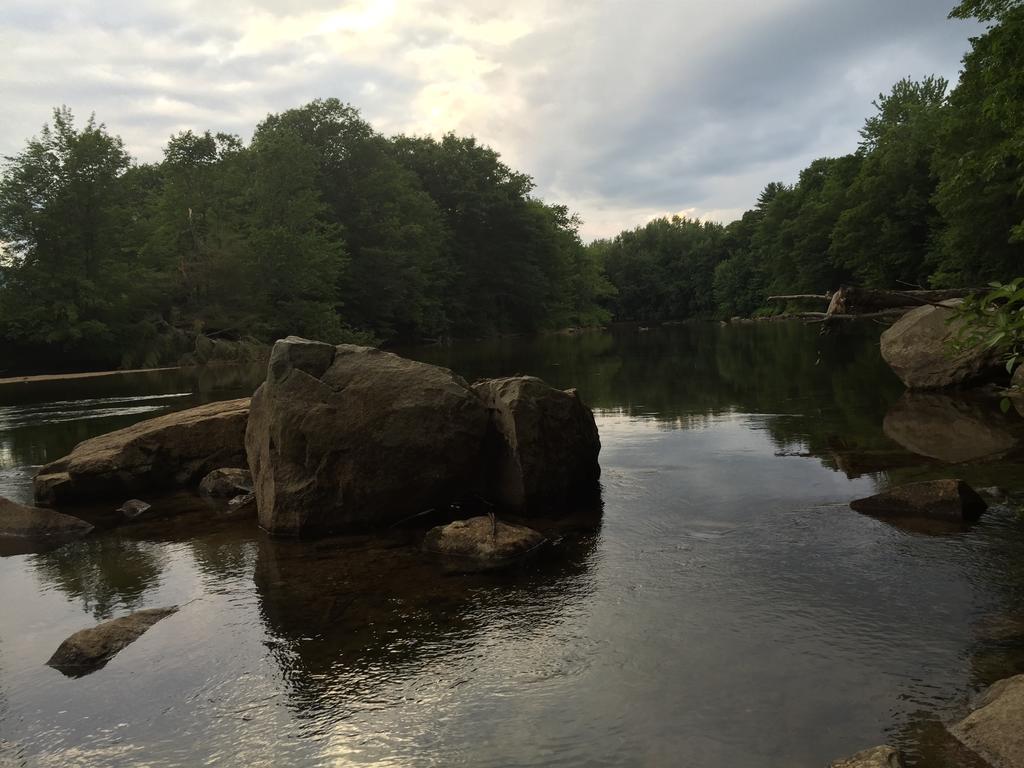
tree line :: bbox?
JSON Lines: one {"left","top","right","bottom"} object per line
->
{"left": 1, "top": 0, "right": 1021, "bottom": 372}
{"left": 594, "top": 0, "right": 1024, "bottom": 322}
{"left": 0, "top": 100, "right": 613, "bottom": 371}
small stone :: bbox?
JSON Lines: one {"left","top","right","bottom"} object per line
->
{"left": 423, "top": 515, "right": 546, "bottom": 572}
{"left": 227, "top": 492, "right": 256, "bottom": 514}
{"left": 117, "top": 499, "right": 152, "bottom": 520}
{"left": 829, "top": 745, "right": 904, "bottom": 768}
{"left": 47, "top": 606, "right": 178, "bottom": 677}
{"left": 199, "top": 467, "right": 252, "bottom": 498}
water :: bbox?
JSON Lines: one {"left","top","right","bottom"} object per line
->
{"left": 2, "top": 323, "right": 1024, "bottom": 767}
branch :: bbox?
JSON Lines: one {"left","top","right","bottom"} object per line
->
{"left": 767, "top": 294, "right": 830, "bottom": 302}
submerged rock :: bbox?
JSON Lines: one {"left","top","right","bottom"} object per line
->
{"left": 34, "top": 398, "right": 250, "bottom": 505}
{"left": 227, "top": 492, "right": 257, "bottom": 515}
{"left": 47, "top": 606, "right": 178, "bottom": 677}
{"left": 246, "top": 338, "right": 490, "bottom": 536}
{"left": 116, "top": 498, "right": 152, "bottom": 520}
{"left": 473, "top": 376, "right": 601, "bottom": 513}
{"left": 851, "top": 479, "right": 987, "bottom": 522}
{"left": 883, "top": 393, "right": 1019, "bottom": 464}
{"left": 0, "top": 495, "right": 93, "bottom": 545}
{"left": 199, "top": 467, "right": 252, "bottom": 498}
{"left": 422, "top": 515, "right": 547, "bottom": 571}
{"left": 880, "top": 301, "right": 1003, "bottom": 390}
{"left": 829, "top": 745, "right": 905, "bottom": 767}
{"left": 950, "top": 674, "right": 1024, "bottom": 768}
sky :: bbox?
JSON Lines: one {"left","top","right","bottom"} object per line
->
{"left": 0, "top": 0, "right": 979, "bottom": 240}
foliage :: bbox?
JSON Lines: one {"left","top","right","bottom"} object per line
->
{"left": 953, "top": 278, "right": 1024, "bottom": 373}
{"left": 0, "top": 103, "right": 612, "bottom": 372}
{"left": 601, "top": 8, "right": 1023, "bottom": 320}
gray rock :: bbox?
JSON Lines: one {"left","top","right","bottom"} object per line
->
{"left": 227, "top": 492, "right": 256, "bottom": 515}
{"left": 850, "top": 479, "right": 987, "bottom": 522}
{"left": 246, "top": 339, "right": 490, "bottom": 536}
{"left": 34, "top": 398, "right": 250, "bottom": 505}
{"left": 473, "top": 376, "right": 601, "bottom": 513}
{"left": 978, "top": 486, "right": 1010, "bottom": 501}
{"left": 199, "top": 467, "right": 252, "bottom": 497}
{"left": 116, "top": 499, "right": 152, "bottom": 520}
{"left": 880, "top": 301, "right": 1003, "bottom": 389}
{"left": 423, "top": 515, "right": 547, "bottom": 571}
{"left": 829, "top": 746, "right": 905, "bottom": 767}
{"left": 0, "top": 495, "right": 93, "bottom": 542}
{"left": 47, "top": 606, "right": 178, "bottom": 677}
{"left": 883, "top": 393, "right": 1019, "bottom": 463}
{"left": 950, "top": 674, "right": 1024, "bottom": 768}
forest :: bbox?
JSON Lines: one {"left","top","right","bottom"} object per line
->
{"left": 594, "top": 0, "right": 1023, "bottom": 322}
{"left": 0, "top": 0, "right": 1021, "bottom": 371}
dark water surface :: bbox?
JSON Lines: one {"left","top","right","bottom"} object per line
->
{"left": 2, "top": 323, "right": 1024, "bottom": 767}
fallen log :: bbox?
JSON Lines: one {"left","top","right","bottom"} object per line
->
{"left": 825, "top": 287, "right": 980, "bottom": 316}
{"left": 767, "top": 293, "right": 830, "bottom": 302}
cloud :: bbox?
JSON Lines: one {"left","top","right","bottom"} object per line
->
{"left": 0, "top": 0, "right": 978, "bottom": 238}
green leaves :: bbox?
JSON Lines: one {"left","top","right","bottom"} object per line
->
{"left": 952, "top": 279, "right": 1024, "bottom": 377}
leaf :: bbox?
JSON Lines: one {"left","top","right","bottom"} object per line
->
{"left": 1001, "top": 397, "right": 1012, "bottom": 414}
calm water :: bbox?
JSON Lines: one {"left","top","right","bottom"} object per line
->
{"left": 2, "top": 323, "right": 1024, "bottom": 767}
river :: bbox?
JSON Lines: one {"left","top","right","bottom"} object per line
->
{"left": 1, "top": 323, "right": 1023, "bottom": 767}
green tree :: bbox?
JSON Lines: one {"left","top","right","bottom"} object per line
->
{"left": 932, "top": 4, "right": 1024, "bottom": 284}
{"left": 0, "top": 107, "right": 134, "bottom": 363}
{"left": 830, "top": 77, "right": 947, "bottom": 287}
{"left": 256, "top": 100, "right": 449, "bottom": 341}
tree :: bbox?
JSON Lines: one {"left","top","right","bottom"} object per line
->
{"left": 932, "top": 5, "right": 1024, "bottom": 285}
{"left": 255, "top": 100, "right": 450, "bottom": 341}
{"left": 0, "top": 107, "right": 133, "bottom": 362}
{"left": 830, "top": 77, "right": 947, "bottom": 287}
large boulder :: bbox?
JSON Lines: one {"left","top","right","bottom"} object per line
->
{"left": 473, "top": 376, "right": 601, "bottom": 513}
{"left": 829, "top": 746, "right": 905, "bottom": 768}
{"left": 422, "top": 515, "right": 547, "bottom": 571}
{"left": 0, "top": 495, "right": 93, "bottom": 546}
{"left": 33, "top": 398, "right": 250, "bottom": 505}
{"left": 883, "top": 393, "right": 1019, "bottom": 464}
{"left": 880, "top": 301, "right": 1002, "bottom": 389}
{"left": 950, "top": 674, "right": 1024, "bottom": 768}
{"left": 47, "top": 606, "right": 178, "bottom": 677}
{"left": 850, "top": 479, "right": 987, "bottom": 522}
{"left": 246, "top": 337, "right": 491, "bottom": 536}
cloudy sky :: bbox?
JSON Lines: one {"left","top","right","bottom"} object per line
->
{"left": 1, "top": 0, "right": 977, "bottom": 239}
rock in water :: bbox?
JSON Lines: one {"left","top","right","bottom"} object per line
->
{"left": 423, "top": 516, "right": 547, "bottom": 571}
{"left": 0, "top": 495, "right": 93, "bottom": 543}
{"left": 829, "top": 746, "right": 905, "bottom": 768}
{"left": 47, "top": 606, "right": 178, "bottom": 677}
{"left": 880, "top": 301, "right": 1002, "bottom": 390}
{"left": 950, "top": 674, "right": 1024, "bottom": 768}
{"left": 473, "top": 376, "right": 601, "bottom": 513}
{"left": 246, "top": 337, "right": 490, "bottom": 536}
{"left": 34, "top": 398, "right": 250, "bottom": 505}
{"left": 199, "top": 467, "right": 252, "bottom": 497}
{"left": 850, "top": 479, "right": 987, "bottom": 522}
{"left": 227, "top": 492, "right": 257, "bottom": 515}
{"left": 116, "top": 499, "right": 152, "bottom": 520}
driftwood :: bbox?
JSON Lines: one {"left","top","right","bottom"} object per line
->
{"left": 769, "top": 286, "right": 982, "bottom": 324}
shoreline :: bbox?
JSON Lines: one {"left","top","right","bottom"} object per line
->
{"left": 0, "top": 366, "right": 181, "bottom": 386}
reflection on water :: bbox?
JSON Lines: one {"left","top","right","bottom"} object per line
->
{"left": 32, "top": 539, "right": 168, "bottom": 621}
{"left": 2, "top": 325, "right": 1024, "bottom": 767}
